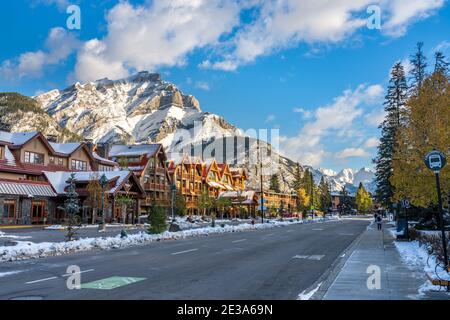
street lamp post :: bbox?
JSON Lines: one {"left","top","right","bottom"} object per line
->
{"left": 171, "top": 184, "right": 177, "bottom": 222}
{"left": 99, "top": 174, "right": 108, "bottom": 231}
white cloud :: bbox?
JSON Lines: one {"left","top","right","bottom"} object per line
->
{"left": 382, "top": 0, "right": 445, "bottom": 37}
{"left": 364, "top": 137, "right": 380, "bottom": 148}
{"left": 293, "top": 107, "right": 312, "bottom": 119}
{"left": 433, "top": 40, "right": 450, "bottom": 53}
{"left": 202, "top": 0, "right": 446, "bottom": 71}
{"left": 364, "top": 107, "right": 386, "bottom": 127}
{"left": 75, "top": 0, "right": 240, "bottom": 82}
{"left": 335, "top": 148, "right": 369, "bottom": 159}
{"left": 0, "top": 27, "right": 79, "bottom": 79}
{"left": 4, "top": 1, "right": 446, "bottom": 80}
{"left": 265, "top": 114, "right": 276, "bottom": 123}
{"left": 194, "top": 81, "right": 210, "bottom": 91}
{"left": 279, "top": 84, "right": 383, "bottom": 166}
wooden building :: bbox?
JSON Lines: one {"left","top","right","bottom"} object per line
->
{"left": 167, "top": 155, "right": 203, "bottom": 215}
{"left": 0, "top": 130, "right": 118, "bottom": 225}
{"left": 109, "top": 144, "right": 171, "bottom": 214}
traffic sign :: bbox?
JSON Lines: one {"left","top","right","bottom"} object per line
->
{"left": 424, "top": 150, "right": 446, "bottom": 172}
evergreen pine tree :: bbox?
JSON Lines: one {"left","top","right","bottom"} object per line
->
{"left": 291, "top": 162, "right": 303, "bottom": 191}
{"left": 60, "top": 173, "right": 81, "bottom": 241}
{"left": 148, "top": 205, "right": 167, "bottom": 234}
{"left": 318, "top": 176, "right": 331, "bottom": 213}
{"left": 410, "top": 42, "right": 428, "bottom": 90}
{"left": 269, "top": 174, "right": 281, "bottom": 193}
{"left": 434, "top": 51, "right": 449, "bottom": 76}
{"left": 374, "top": 62, "right": 408, "bottom": 208}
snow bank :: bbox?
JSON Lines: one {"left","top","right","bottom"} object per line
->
{"left": 390, "top": 228, "right": 450, "bottom": 295}
{"left": 0, "top": 218, "right": 338, "bottom": 263}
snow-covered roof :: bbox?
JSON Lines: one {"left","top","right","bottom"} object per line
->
{"left": 49, "top": 142, "right": 81, "bottom": 155}
{"left": 92, "top": 152, "right": 117, "bottom": 165}
{"left": 0, "top": 131, "right": 37, "bottom": 146}
{"left": 218, "top": 190, "right": 256, "bottom": 204}
{"left": 44, "top": 171, "right": 131, "bottom": 194}
{"left": 109, "top": 144, "right": 161, "bottom": 157}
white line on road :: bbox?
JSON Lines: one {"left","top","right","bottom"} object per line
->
{"left": 265, "top": 233, "right": 274, "bottom": 236}
{"left": 61, "top": 269, "right": 95, "bottom": 277}
{"left": 171, "top": 248, "right": 198, "bottom": 255}
{"left": 312, "top": 229, "right": 324, "bottom": 231}
{"left": 292, "top": 255, "right": 325, "bottom": 261}
{"left": 339, "top": 233, "right": 354, "bottom": 236}
{"left": 232, "top": 239, "right": 247, "bottom": 243}
{"left": 340, "top": 254, "right": 346, "bottom": 258}
{"left": 26, "top": 276, "right": 58, "bottom": 284}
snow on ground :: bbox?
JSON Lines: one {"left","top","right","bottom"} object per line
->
{"left": 0, "top": 218, "right": 338, "bottom": 263}
{"left": 0, "top": 270, "right": 26, "bottom": 278}
{"left": 388, "top": 227, "right": 450, "bottom": 296}
{"left": 0, "top": 231, "right": 32, "bottom": 239}
{"left": 297, "top": 282, "right": 322, "bottom": 300}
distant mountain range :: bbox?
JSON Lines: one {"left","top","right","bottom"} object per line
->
{"left": 1, "top": 71, "right": 376, "bottom": 194}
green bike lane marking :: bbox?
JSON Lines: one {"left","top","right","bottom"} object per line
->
{"left": 81, "top": 276, "right": 146, "bottom": 290}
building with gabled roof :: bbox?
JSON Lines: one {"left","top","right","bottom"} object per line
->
{"left": 109, "top": 143, "right": 171, "bottom": 214}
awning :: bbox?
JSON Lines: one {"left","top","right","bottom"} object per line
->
{"left": 0, "top": 181, "right": 57, "bottom": 197}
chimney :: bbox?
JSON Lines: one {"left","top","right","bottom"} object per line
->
{"left": 46, "top": 134, "right": 58, "bottom": 143}
{"left": 85, "top": 138, "right": 94, "bottom": 155}
{"left": 96, "top": 142, "right": 110, "bottom": 159}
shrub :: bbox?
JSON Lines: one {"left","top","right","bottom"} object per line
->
{"left": 148, "top": 206, "right": 167, "bottom": 234}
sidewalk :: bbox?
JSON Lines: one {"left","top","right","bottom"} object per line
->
{"left": 321, "top": 221, "right": 425, "bottom": 300}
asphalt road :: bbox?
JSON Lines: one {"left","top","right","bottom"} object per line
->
{"left": 0, "top": 219, "right": 369, "bottom": 300}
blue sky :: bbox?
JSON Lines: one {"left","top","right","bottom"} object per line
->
{"left": 1, "top": 0, "right": 449, "bottom": 171}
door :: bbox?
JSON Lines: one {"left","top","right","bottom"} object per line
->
{"left": 31, "top": 201, "right": 46, "bottom": 224}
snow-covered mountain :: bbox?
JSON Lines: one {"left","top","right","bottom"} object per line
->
{"left": 35, "top": 71, "right": 241, "bottom": 147}
{"left": 313, "top": 167, "right": 376, "bottom": 195}
{"left": 8, "top": 71, "right": 375, "bottom": 193}
{"left": 34, "top": 71, "right": 296, "bottom": 190}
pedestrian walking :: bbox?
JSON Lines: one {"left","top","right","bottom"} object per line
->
{"left": 376, "top": 215, "right": 382, "bottom": 230}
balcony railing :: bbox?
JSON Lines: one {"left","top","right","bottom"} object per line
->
{"left": 143, "top": 183, "right": 169, "bottom": 191}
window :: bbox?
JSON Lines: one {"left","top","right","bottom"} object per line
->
{"left": 3, "top": 200, "right": 16, "bottom": 219}
{"left": 0, "top": 147, "right": 3, "bottom": 159}
{"left": 71, "top": 159, "right": 87, "bottom": 171}
{"left": 58, "top": 158, "right": 64, "bottom": 166}
{"left": 24, "top": 151, "right": 44, "bottom": 164}
{"left": 49, "top": 156, "right": 55, "bottom": 164}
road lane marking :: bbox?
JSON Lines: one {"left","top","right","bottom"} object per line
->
{"left": 265, "top": 233, "right": 274, "bottom": 236}
{"left": 341, "top": 254, "right": 346, "bottom": 258}
{"left": 26, "top": 276, "right": 58, "bottom": 284}
{"left": 62, "top": 269, "right": 95, "bottom": 277}
{"left": 308, "top": 255, "right": 325, "bottom": 260}
{"left": 171, "top": 248, "right": 198, "bottom": 255}
{"left": 293, "top": 255, "right": 310, "bottom": 259}
{"left": 339, "top": 233, "right": 354, "bottom": 236}
{"left": 232, "top": 239, "right": 247, "bottom": 243}
{"left": 292, "top": 255, "right": 325, "bottom": 261}
{"left": 312, "top": 229, "right": 324, "bottom": 231}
